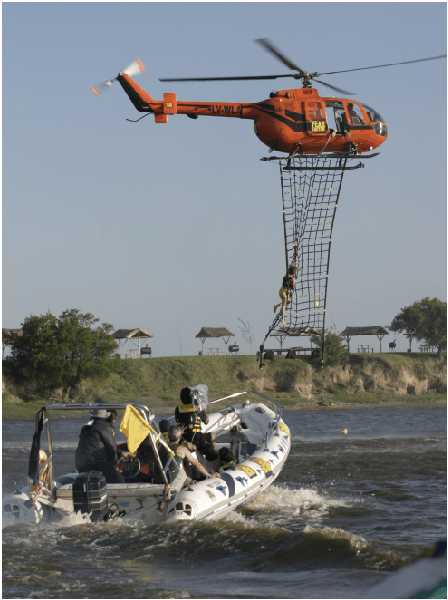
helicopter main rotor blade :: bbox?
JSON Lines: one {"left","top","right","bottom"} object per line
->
{"left": 318, "top": 53, "right": 446, "bottom": 76}
{"left": 159, "top": 73, "right": 298, "bottom": 82}
{"left": 255, "top": 38, "right": 307, "bottom": 76}
{"left": 313, "top": 78, "right": 355, "bottom": 95}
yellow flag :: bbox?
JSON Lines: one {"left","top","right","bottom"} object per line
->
{"left": 119, "top": 404, "right": 154, "bottom": 455}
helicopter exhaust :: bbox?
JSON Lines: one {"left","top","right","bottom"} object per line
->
{"left": 90, "top": 58, "right": 145, "bottom": 96}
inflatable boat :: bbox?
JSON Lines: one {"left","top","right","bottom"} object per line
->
{"left": 4, "top": 394, "right": 291, "bottom": 525}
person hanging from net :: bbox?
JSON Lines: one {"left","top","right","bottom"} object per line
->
{"left": 273, "top": 241, "right": 299, "bottom": 325}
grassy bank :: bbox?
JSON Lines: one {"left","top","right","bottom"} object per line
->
{"left": 3, "top": 353, "right": 446, "bottom": 419}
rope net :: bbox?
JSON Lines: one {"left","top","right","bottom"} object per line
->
{"left": 262, "top": 155, "right": 350, "bottom": 349}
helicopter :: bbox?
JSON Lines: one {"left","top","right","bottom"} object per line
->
{"left": 91, "top": 39, "right": 446, "bottom": 156}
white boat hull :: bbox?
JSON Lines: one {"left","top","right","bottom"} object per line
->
{"left": 4, "top": 402, "right": 291, "bottom": 525}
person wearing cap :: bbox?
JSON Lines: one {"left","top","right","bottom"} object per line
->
{"left": 75, "top": 407, "right": 125, "bottom": 483}
{"left": 168, "top": 425, "right": 215, "bottom": 481}
{"left": 175, "top": 387, "right": 218, "bottom": 461}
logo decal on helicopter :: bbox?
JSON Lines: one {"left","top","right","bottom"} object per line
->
{"left": 311, "top": 120, "right": 327, "bottom": 133}
{"left": 208, "top": 104, "right": 241, "bottom": 115}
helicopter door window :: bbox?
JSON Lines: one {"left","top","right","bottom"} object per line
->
{"left": 325, "top": 102, "right": 347, "bottom": 134}
{"left": 347, "top": 103, "right": 365, "bottom": 126}
{"left": 325, "top": 102, "right": 347, "bottom": 133}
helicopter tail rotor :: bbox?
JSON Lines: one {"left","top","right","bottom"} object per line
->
{"left": 90, "top": 79, "right": 114, "bottom": 96}
{"left": 121, "top": 58, "right": 145, "bottom": 78}
{"left": 90, "top": 58, "right": 145, "bottom": 96}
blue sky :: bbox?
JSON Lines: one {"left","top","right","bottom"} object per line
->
{"left": 3, "top": 2, "right": 446, "bottom": 356}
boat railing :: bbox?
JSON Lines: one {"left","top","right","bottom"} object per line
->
{"left": 249, "top": 392, "right": 283, "bottom": 425}
{"left": 45, "top": 402, "right": 154, "bottom": 422}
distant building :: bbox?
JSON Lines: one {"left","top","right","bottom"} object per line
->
{"left": 195, "top": 326, "right": 234, "bottom": 355}
{"left": 340, "top": 326, "right": 389, "bottom": 353}
{"left": 113, "top": 328, "right": 153, "bottom": 358}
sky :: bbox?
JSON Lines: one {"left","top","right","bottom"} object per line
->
{"left": 3, "top": 1, "right": 447, "bottom": 357}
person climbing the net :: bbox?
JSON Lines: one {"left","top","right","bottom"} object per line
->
{"left": 274, "top": 241, "right": 299, "bottom": 325}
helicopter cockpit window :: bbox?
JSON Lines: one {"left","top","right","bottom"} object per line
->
{"left": 363, "top": 103, "right": 384, "bottom": 123}
{"left": 347, "top": 103, "right": 365, "bottom": 126}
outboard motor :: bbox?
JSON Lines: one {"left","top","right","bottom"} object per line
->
{"left": 72, "top": 471, "right": 108, "bottom": 522}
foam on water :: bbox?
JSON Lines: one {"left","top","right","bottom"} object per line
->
{"left": 304, "top": 524, "right": 368, "bottom": 554}
{"left": 243, "top": 484, "right": 350, "bottom": 520}
{"left": 3, "top": 489, "right": 92, "bottom": 529}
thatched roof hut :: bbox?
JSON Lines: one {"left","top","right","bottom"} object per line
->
{"left": 195, "top": 327, "right": 234, "bottom": 353}
{"left": 340, "top": 325, "right": 389, "bottom": 352}
{"left": 195, "top": 327, "right": 234, "bottom": 340}
{"left": 113, "top": 328, "right": 153, "bottom": 340}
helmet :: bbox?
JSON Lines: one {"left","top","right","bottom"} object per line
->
{"left": 180, "top": 387, "right": 193, "bottom": 405}
{"left": 158, "top": 419, "right": 170, "bottom": 433}
{"left": 168, "top": 425, "right": 182, "bottom": 443}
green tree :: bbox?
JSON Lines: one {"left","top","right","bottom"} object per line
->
{"left": 5, "top": 313, "right": 62, "bottom": 392}
{"left": 6, "top": 309, "right": 117, "bottom": 397}
{"left": 311, "top": 331, "right": 349, "bottom": 366}
{"left": 390, "top": 303, "right": 421, "bottom": 352}
{"left": 390, "top": 298, "right": 447, "bottom": 354}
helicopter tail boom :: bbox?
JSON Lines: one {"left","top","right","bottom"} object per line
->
{"left": 117, "top": 73, "right": 156, "bottom": 112}
{"left": 117, "top": 73, "right": 256, "bottom": 124}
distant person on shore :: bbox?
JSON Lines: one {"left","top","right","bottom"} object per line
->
{"left": 75, "top": 408, "right": 125, "bottom": 483}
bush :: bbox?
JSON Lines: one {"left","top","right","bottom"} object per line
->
{"left": 311, "top": 331, "right": 349, "bottom": 367}
{"left": 6, "top": 309, "right": 117, "bottom": 397}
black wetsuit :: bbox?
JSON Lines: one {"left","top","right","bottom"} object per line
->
{"left": 75, "top": 418, "right": 124, "bottom": 483}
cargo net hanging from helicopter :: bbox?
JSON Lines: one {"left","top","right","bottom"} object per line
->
{"left": 261, "top": 155, "right": 349, "bottom": 355}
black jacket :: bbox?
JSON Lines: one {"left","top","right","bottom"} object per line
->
{"left": 75, "top": 418, "right": 118, "bottom": 472}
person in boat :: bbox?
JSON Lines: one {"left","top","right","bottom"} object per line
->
{"left": 75, "top": 408, "right": 125, "bottom": 483}
{"left": 274, "top": 241, "right": 299, "bottom": 323}
{"left": 158, "top": 419, "right": 170, "bottom": 445}
{"left": 218, "top": 447, "right": 236, "bottom": 472}
{"left": 168, "top": 425, "right": 215, "bottom": 481}
{"left": 135, "top": 433, "right": 175, "bottom": 484}
{"left": 175, "top": 387, "right": 218, "bottom": 461}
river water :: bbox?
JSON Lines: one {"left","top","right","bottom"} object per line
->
{"left": 2, "top": 405, "right": 446, "bottom": 598}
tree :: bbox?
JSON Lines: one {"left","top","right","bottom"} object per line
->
{"left": 6, "top": 309, "right": 117, "bottom": 397}
{"left": 311, "top": 331, "right": 349, "bottom": 366}
{"left": 390, "top": 303, "right": 421, "bottom": 352}
{"left": 390, "top": 298, "right": 447, "bottom": 354}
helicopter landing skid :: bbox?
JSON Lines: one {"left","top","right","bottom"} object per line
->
{"left": 260, "top": 152, "right": 380, "bottom": 162}
{"left": 285, "top": 162, "right": 364, "bottom": 171}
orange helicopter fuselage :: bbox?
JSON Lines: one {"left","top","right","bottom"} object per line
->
{"left": 118, "top": 74, "right": 388, "bottom": 154}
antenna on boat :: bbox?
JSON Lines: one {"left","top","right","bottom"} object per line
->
{"left": 209, "top": 392, "right": 247, "bottom": 405}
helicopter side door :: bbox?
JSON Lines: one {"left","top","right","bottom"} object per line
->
{"left": 304, "top": 100, "right": 328, "bottom": 135}
{"left": 325, "top": 101, "right": 349, "bottom": 134}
